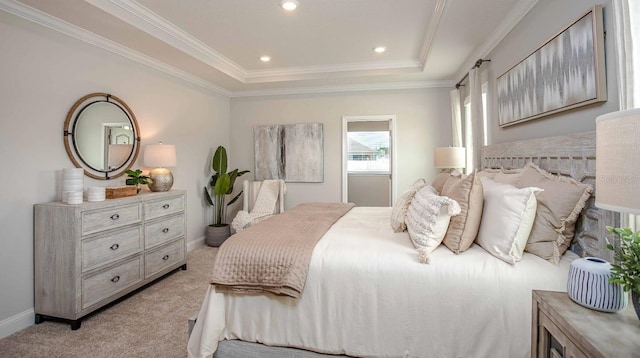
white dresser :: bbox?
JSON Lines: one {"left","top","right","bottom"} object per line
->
{"left": 34, "top": 190, "right": 187, "bottom": 329}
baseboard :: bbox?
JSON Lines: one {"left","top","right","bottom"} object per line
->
{"left": 187, "top": 236, "right": 206, "bottom": 252}
{"left": 0, "top": 308, "right": 34, "bottom": 339}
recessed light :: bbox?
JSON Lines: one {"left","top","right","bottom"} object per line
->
{"left": 260, "top": 56, "right": 271, "bottom": 62}
{"left": 373, "top": 46, "right": 387, "bottom": 54}
{"left": 280, "top": 0, "right": 299, "bottom": 11}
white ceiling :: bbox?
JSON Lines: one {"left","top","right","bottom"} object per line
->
{"left": 4, "top": 0, "right": 538, "bottom": 97}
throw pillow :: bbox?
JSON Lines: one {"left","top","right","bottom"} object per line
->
{"left": 441, "top": 172, "right": 484, "bottom": 254}
{"left": 476, "top": 178, "right": 542, "bottom": 265}
{"left": 405, "top": 185, "right": 461, "bottom": 264}
{"left": 515, "top": 163, "right": 593, "bottom": 264}
{"left": 390, "top": 178, "right": 428, "bottom": 232}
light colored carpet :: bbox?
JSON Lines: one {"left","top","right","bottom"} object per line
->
{"left": 0, "top": 245, "right": 218, "bottom": 358}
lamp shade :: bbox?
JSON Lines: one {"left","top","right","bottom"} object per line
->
{"left": 434, "top": 147, "right": 466, "bottom": 169}
{"left": 595, "top": 108, "right": 640, "bottom": 214}
{"left": 144, "top": 143, "right": 177, "bottom": 168}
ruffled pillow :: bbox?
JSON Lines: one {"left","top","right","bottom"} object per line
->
{"left": 390, "top": 178, "right": 428, "bottom": 232}
{"left": 405, "top": 185, "right": 461, "bottom": 263}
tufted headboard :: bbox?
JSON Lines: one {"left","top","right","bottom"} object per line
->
{"left": 481, "top": 131, "right": 619, "bottom": 262}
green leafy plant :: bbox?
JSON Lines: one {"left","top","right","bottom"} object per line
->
{"left": 203, "top": 146, "right": 249, "bottom": 226}
{"left": 125, "top": 169, "right": 151, "bottom": 193}
{"left": 606, "top": 226, "right": 640, "bottom": 293}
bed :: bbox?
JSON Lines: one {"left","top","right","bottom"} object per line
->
{"left": 187, "top": 131, "right": 618, "bottom": 358}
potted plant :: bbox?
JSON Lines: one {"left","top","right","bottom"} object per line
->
{"left": 606, "top": 226, "right": 640, "bottom": 319}
{"left": 125, "top": 169, "right": 151, "bottom": 194}
{"left": 203, "top": 146, "right": 249, "bottom": 246}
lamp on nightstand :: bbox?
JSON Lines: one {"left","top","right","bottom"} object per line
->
{"left": 144, "top": 142, "right": 177, "bottom": 192}
{"left": 434, "top": 146, "right": 466, "bottom": 172}
{"left": 593, "top": 107, "right": 640, "bottom": 319}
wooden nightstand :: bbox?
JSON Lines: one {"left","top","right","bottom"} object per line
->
{"left": 532, "top": 290, "right": 640, "bottom": 358}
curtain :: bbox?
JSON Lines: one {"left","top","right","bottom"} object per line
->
{"left": 449, "top": 89, "right": 463, "bottom": 147}
{"left": 467, "top": 68, "right": 484, "bottom": 171}
{"left": 612, "top": 0, "right": 640, "bottom": 229}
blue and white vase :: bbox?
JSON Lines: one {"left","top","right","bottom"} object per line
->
{"left": 567, "top": 257, "right": 628, "bottom": 312}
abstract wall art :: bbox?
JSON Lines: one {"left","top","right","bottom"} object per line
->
{"left": 254, "top": 123, "right": 324, "bottom": 182}
{"left": 497, "top": 5, "right": 606, "bottom": 127}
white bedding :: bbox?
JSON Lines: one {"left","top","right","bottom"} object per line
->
{"left": 188, "top": 207, "right": 577, "bottom": 358}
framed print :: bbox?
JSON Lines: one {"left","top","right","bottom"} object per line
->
{"left": 497, "top": 5, "right": 606, "bottom": 127}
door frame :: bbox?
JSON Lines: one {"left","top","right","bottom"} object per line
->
{"left": 341, "top": 115, "right": 397, "bottom": 205}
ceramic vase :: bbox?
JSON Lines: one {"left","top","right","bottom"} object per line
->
{"left": 567, "top": 257, "right": 628, "bottom": 312}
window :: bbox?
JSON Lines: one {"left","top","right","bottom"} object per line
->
{"left": 347, "top": 131, "right": 390, "bottom": 173}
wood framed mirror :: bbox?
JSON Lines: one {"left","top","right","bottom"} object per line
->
{"left": 63, "top": 93, "right": 141, "bottom": 180}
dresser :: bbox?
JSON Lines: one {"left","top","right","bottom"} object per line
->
{"left": 531, "top": 290, "right": 640, "bottom": 358}
{"left": 34, "top": 190, "right": 187, "bottom": 329}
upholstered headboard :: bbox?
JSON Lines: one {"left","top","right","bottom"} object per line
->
{"left": 481, "top": 131, "right": 619, "bottom": 262}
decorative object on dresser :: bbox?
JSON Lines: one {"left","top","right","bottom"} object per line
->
{"left": 62, "top": 167, "right": 84, "bottom": 204}
{"left": 596, "top": 107, "right": 640, "bottom": 320}
{"left": 86, "top": 186, "right": 106, "bottom": 202}
{"left": 433, "top": 146, "right": 466, "bottom": 172}
{"left": 63, "top": 93, "right": 141, "bottom": 180}
{"left": 105, "top": 186, "right": 138, "bottom": 199}
{"left": 532, "top": 290, "right": 640, "bottom": 358}
{"left": 567, "top": 257, "right": 627, "bottom": 312}
{"left": 144, "top": 142, "right": 177, "bottom": 192}
{"left": 203, "top": 146, "right": 249, "bottom": 247}
{"left": 34, "top": 190, "right": 187, "bottom": 330}
{"left": 124, "top": 169, "right": 151, "bottom": 194}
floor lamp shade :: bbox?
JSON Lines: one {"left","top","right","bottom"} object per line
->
{"left": 144, "top": 143, "right": 177, "bottom": 192}
{"left": 434, "top": 147, "right": 466, "bottom": 169}
{"left": 595, "top": 108, "right": 640, "bottom": 215}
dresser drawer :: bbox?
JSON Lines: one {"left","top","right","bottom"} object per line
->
{"left": 145, "top": 214, "right": 185, "bottom": 249}
{"left": 81, "top": 203, "right": 141, "bottom": 236}
{"left": 81, "top": 256, "right": 143, "bottom": 309}
{"left": 81, "top": 226, "right": 143, "bottom": 272}
{"left": 144, "top": 195, "right": 184, "bottom": 220}
{"left": 145, "top": 239, "right": 185, "bottom": 278}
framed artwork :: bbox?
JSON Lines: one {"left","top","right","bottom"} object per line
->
{"left": 497, "top": 5, "right": 606, "bottom": 127}
{"left": 254, "top": 123, "right": 324, "bottom": 182}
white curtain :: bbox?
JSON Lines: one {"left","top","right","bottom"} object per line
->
{"left": 467, "top": 68, "right": 484, "bottom": 171}
{"left": 449, "top": 89, "right": 463, "bottom": 147}
{"left": 612, "top": 0, "right": 640, "bottom": 229}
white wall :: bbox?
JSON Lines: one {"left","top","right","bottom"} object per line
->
{"left": 0, "top": 12, "right": 230, "bottom": 336}
{"left": 485, "top": 0, "right": 619, "bottom": 144}
{"left": 229, "top": 89, "right": 452, "bottom": 211}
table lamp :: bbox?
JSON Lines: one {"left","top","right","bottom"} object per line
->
{"left": 144, "top": 142, "right": 177, "bottom": 192}
{"left": 434, "top": 146, "right": 466, "bottom": 172}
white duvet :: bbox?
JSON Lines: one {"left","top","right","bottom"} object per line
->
{"left": 188, "top": 207, "right": 577, "bottom": 358}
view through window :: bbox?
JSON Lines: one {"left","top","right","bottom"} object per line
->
{"left": 347, "top": 131, "right": 390, "bottom": 173}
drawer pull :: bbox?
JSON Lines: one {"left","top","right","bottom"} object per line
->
{"left": 162, "top": 204, "right": 170, "bottom": 209}
{"left": 162, "top": 228, "right": 169, "bottom": 233}
{"left": 110, "top": 243, "right": 119, "bottom": 250}
{"left": 110, "top": 213, "right": 120, "bottom": 220}
{"left": 162, "top": 254, "right": 170, "bottom": 261}
{"left": 111, "top": 275, "right": 120, "bottom": 283}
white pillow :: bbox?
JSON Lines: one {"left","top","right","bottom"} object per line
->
{"left": 390, "top": 178, "right": 428, "bottom": 232}
{"left": 476, "top": 177, "right": 542, "bottom": 265}
{"left": 405, "top": 185, "right": 461, "bottom": 264}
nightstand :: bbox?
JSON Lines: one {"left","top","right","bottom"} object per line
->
{"left": 531, "top": 290, "right": 640, "bottom": 358}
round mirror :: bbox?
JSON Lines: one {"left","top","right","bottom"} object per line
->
{"left": 64, "top": 93, "right": 140, "bottom": 180}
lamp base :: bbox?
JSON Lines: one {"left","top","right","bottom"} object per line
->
{"left": 148, "top": 167, "right": 173, "bottom": 192}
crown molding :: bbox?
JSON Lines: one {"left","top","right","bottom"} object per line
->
{"left": 455, "top": 0, "right": 539, "bottom": 79}
{"left": 230, "top": 80, "right": 455, "bottom": 98}
{"left": 84, "top": 0, "right": 430, "bottom": 83}
{"left": 85, "top": 0, "right": 246, "bottom": 82}
{"left": 0, "top": 0, "right": 232, "bottom": 97}
{"left": 419, "top": 0, "right": 448, "bottom": 72}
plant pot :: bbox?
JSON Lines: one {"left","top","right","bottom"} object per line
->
{"left": 205, "top": 225, "right": 231, "bottom": 247}
{"left": 633, "top": 291, "right": 640, "bottom": 320}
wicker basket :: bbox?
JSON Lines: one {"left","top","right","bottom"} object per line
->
{"left": 105, "top": 186, "right": 137, "bottom": 199}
